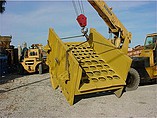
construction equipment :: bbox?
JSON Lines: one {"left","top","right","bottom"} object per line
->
{"left": 0, "top": 55, "right": 8, "bottom": 76}
{"left": 131, "top": 33, "right": 157, "bottom": 83}
{"left": 19, "top": 43, "right": 48, "bottom": 74}
{"left": 128, "top": 45, "right": 144, "bottom": 57}
{"left": 0, "top": 35, "right": 12, "bottom": 49}
{"left": 0, "top": 35, "right": 18, "bottom": 76}
{"left": 45, "top": 0, "right": 139, "bottom": 105}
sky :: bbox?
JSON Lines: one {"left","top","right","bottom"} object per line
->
{"left": 0, "top": 0, "right": 156, "bottom": 48}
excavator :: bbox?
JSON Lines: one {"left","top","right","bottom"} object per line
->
{"left": 44, "top": 0, "right": 140, "bottom": 105}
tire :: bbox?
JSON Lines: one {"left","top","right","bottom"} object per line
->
{"left": 18, "top": 64, "right": 24, "bottom": 75}
{"left": 39, "top": 64, "right": 42, "bottom": 74}
{"left": 156, "top": 79, "right": 157, "bottom": 84}
{"left": 125, "top": 68, "right": 140, "bottom": 91}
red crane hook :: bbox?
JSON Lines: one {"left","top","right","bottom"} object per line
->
{"left": 76, "top": 14, "right": 87, "bottom": 28}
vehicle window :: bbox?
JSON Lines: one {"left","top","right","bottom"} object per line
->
{"left": 30, "top": 51, "right": 37, "bottom": 56}
{"left": 144, "top": 36, "right": 155, "bottom": 49}
{"left": 154, "top": 36, "right": 157, "bottom": 43}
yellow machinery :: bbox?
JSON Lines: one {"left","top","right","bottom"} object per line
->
{"left": 0, "top": 35, "right": 12, "bottom": 76}
{"left": 0, "top": 35, "right": 19, "bottom": 75}
{"left": 0, "top": 35, "right": 12, "bottom": 49}
{"left": 20, "top": 44, "right": 48, "bottom": 74}
{"left": 45, "top": 0, "right": 139, "bottom": 105}
{"left": 128, "top": 45, "right": 144, "bottom": 57}
{"left": 131, "top": 33, "right": 157, "bottom": 82}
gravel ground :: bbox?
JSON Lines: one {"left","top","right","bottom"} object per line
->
{"left": 0, "top": 73, "right": 157, "bottom": 117}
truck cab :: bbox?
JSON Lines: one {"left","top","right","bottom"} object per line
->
{"left": 142, "top": 33, "right": 157, "bottom": 65}
{"left": 131, "top": 33, "right": 157, "bottom": 82}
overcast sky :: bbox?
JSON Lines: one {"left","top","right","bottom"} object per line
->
{"left": 0, "top": 1, "right": 156, "bottom": 48}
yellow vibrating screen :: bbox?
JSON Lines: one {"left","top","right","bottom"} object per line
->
{"left": 44, "top": 28, "right": 131, "bottom": 105}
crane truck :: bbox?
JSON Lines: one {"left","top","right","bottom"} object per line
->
{"left": 44, "top": 0, "right": 140, "bottom": 105}
{"left": 131, "top": 33, "right": 157, "bottom": 83}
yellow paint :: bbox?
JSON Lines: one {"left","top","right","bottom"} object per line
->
{"left": 45, "top": 28, "right": 131, "bottom": 105}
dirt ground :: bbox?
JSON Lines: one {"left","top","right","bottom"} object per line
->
{"left": 0, "top": 73, "right": 157, "bottom": 117}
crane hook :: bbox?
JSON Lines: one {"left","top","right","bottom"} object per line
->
{"left": 76, "top": 14, "right": 87, "bottom": 28}
{"left": 76, "top": 14, "right": 89, "bottom": 40}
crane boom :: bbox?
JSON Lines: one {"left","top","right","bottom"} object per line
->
{"left": 88, "top": 0, "right": 132, "bottom": 54}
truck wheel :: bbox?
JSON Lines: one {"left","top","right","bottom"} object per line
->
{"left": 126, "top": 68, "right": 140, "bottom": 91}
{"left": 39, "top": 64, "right": 42, "bottom": 74}
{"left": 19, "top": 64, "right": 24, "bottom": 75}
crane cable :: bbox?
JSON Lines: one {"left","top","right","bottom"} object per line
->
{"left": 72, "top": 0, "right": 79, "bottom": 16}
{"left": 72, "top": 0, "right": 88, "bottom": 38}
{"left": 78, "top": 0, "right": 85, "bottom": 14}
{"left": 81, "top": 0, "right": 85, "bottom": 15}
{"left": 72, "top": 0, "right": 85, "bottom": 16}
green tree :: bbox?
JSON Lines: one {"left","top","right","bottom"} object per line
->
{"left": 0, "top": 0, "right": 6, "bottom": 14}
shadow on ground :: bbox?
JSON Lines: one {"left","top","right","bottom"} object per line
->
{"left": 0, "top": 77, "right": 50, "bottom": 93}
{"left": 74, "top": 81, "right": 157, "bottom": 105}
{"left": 74, "top": 91, "right": 113, "bottom": 104}
{"left": 0, "top": 69, "right": 49, "bottom": 85}
{"left": 0, "top": 73, "right": 24, "bottom": 85}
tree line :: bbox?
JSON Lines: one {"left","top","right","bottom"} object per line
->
{"left": 0, "top": 0, "right": 6, "bottom": 14}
